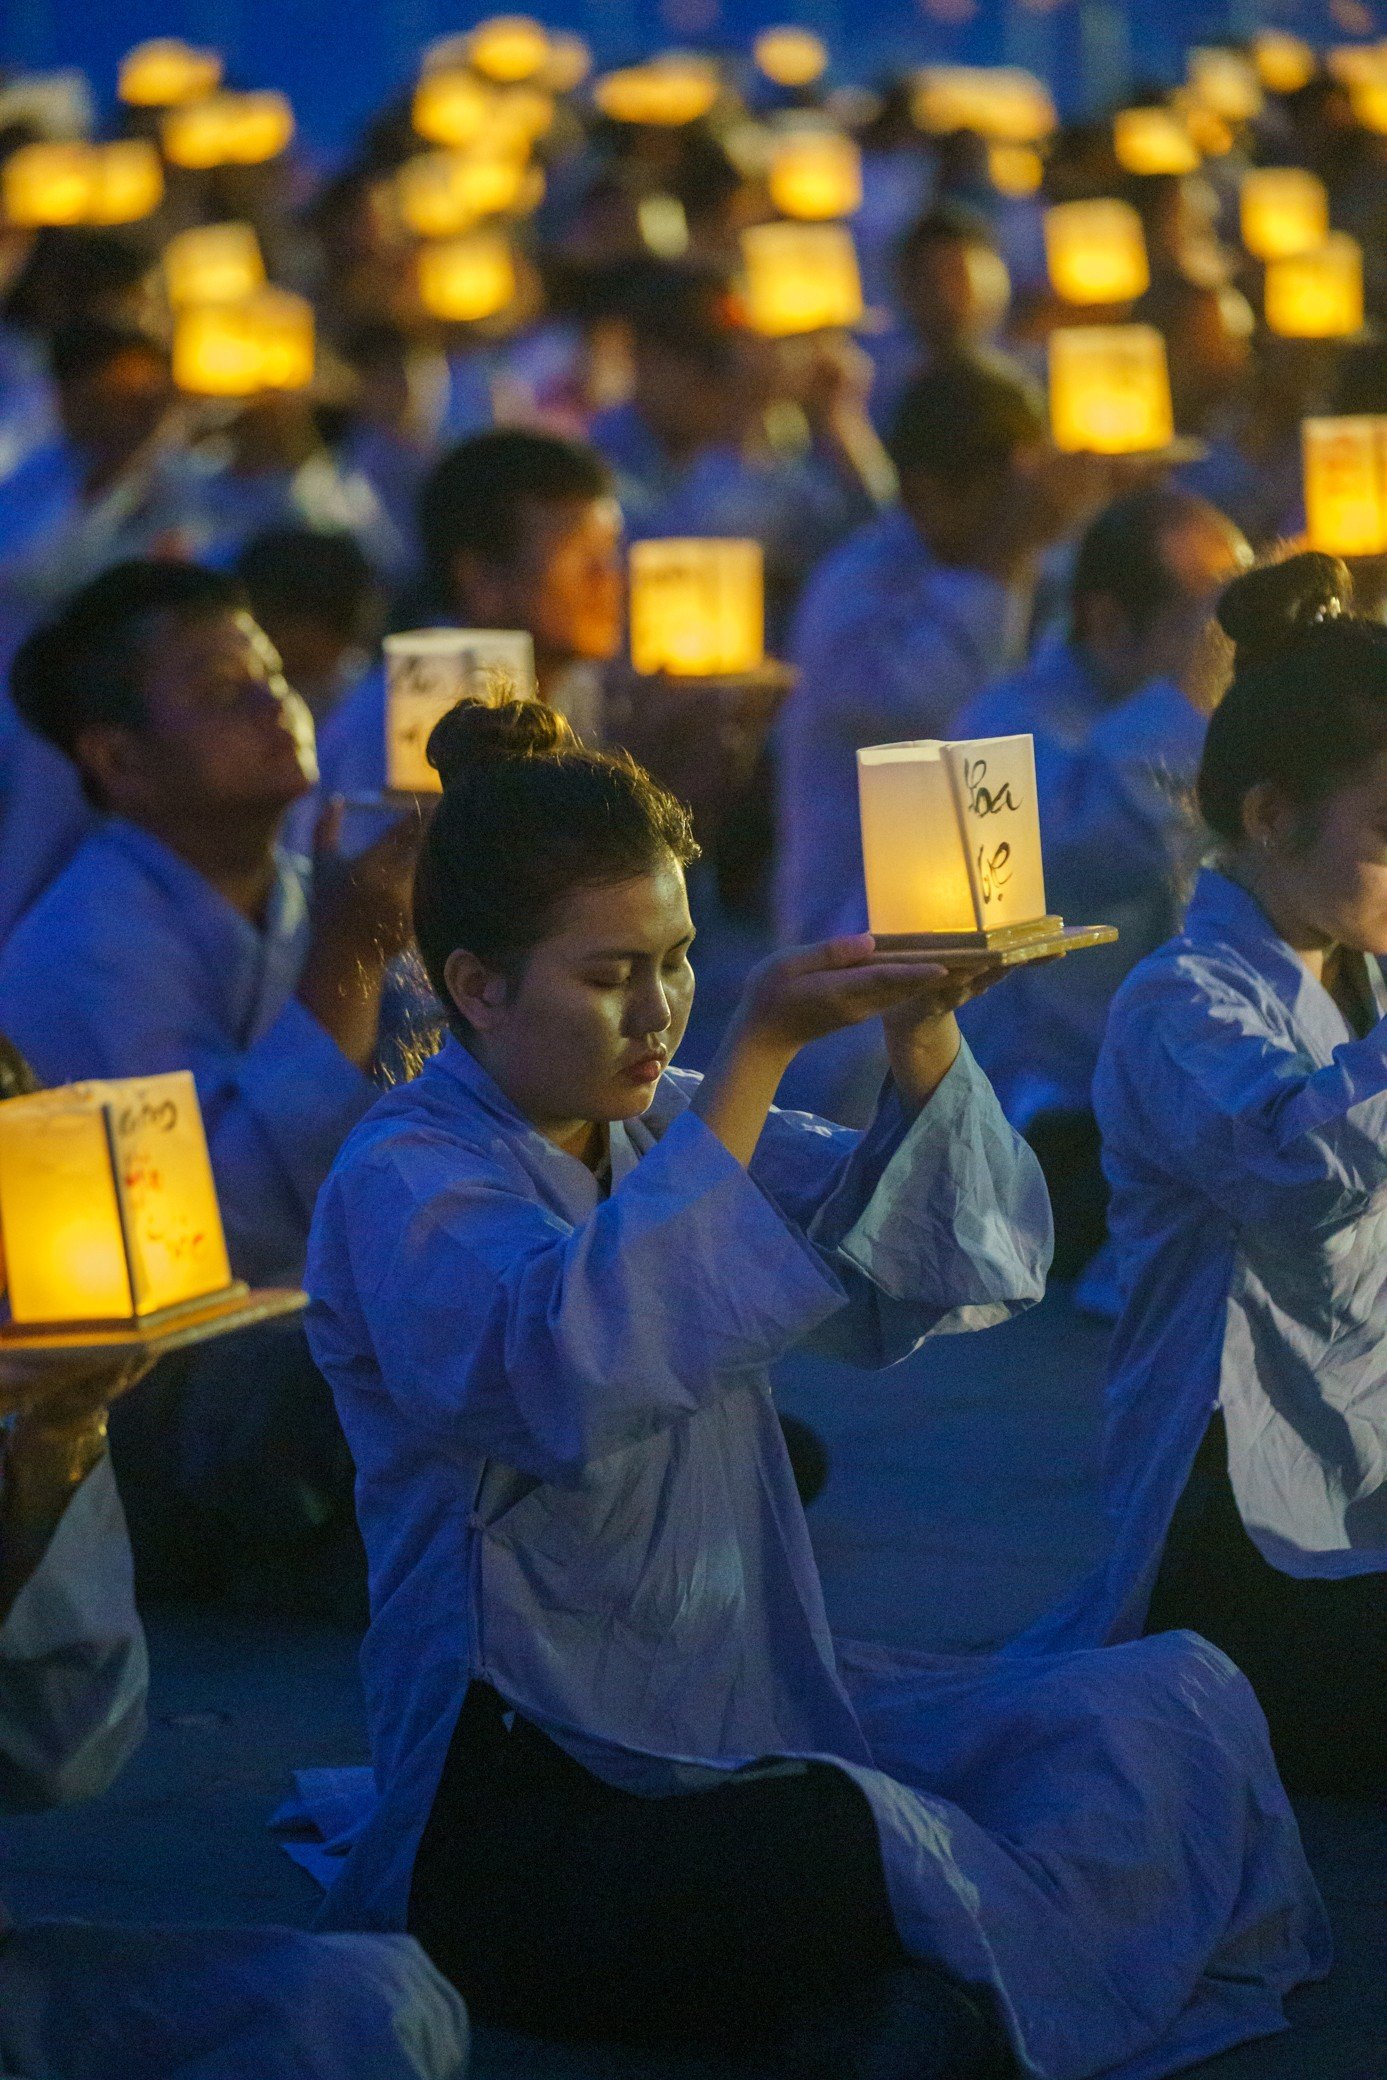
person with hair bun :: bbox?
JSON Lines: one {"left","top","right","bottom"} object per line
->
{"left": 1014, "top": 552, "right": 1387, "bottom": 1796}
{"left": 305, "top": 697, "right": 1324, "bottom": 2080}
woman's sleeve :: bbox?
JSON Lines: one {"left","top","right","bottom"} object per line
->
{"left": 308, "top": 1113, "right": 851, "bottom": 1483}
{"left": 748, "top": 1043, "right": 1053, "bottom": 1366}
{"left": 1107, "top": 964, "right": 1387, "bottom": 1234}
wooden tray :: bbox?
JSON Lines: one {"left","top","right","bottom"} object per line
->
{"left": 0, "top": 1285, "right": 306, "bottom": 1371}
{"left": 870, "top": 924, "right": 1119, "bottom": 969}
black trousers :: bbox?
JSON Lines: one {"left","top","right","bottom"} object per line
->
{"left": 1146, "top": 1413, "right": 1387, "bottom": 1799}
{"left": 408, "top": 1683, "right": 908, "bottom": 2052}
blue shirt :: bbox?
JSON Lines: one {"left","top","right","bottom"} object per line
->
{"left": 1016, "top": 867, "right": 1387, "bottom": 1657}
{"left": 0, "top": 820, "right": 373, "bottom": 1283}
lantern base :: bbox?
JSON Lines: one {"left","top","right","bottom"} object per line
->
{"left": 871, "top": 921, "right": 1118, "bottom": 968}
{"left": 0, "top": 1283, "right": 305, "bottom": 1360}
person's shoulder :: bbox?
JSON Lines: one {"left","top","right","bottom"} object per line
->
{"left": 0, "top": 825, "right": 152, "bottom": 960}
{"left": 791, "top": 513, "right": 915, "bottom": 661}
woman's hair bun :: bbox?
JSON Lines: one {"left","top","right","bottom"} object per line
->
{"left": 1216, "top": 551, "right": 1352, "bottom": 668}
{"left": 426, "top": 696, "right": 577, "bottom": 790}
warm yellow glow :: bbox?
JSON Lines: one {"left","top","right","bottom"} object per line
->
{"left": 396, "top": 151, "right": 539, "bottom": 235}
{"left": 1264, "top": 234, "right": 1364, "bottom": 337}
{"left": 1252, "top": 31, "right": 1318, "bottom": 95}
{"left": 1048, "top": 325, "right": 1175, "bottom": 456}
{"left": 164, "top": 223, "right": 265, "bottom": 308}
{"left": 1188, "top": 47, "right": 1264, "bottom": 122}
{"left": 87, "top": 142, "right": 165, "bottom": 226}
{"left": 3, "top": 143, "right": 99, "bottom": 228}
{"left": 754, "top": 27, "right": 830, "bottom": 88}
{"left": 1328, "top": 42, "right": 1387, "bottom": 87}
{"left": 412, "top": 68, "right": 493, "bottom": 147}
{"left": 857, "top": 737, "right": 1048, "bottom": 939}
{"left": 384, "top": 628, "right": 537, "bottom": 792}
{"left": 912, "top": 67, "right": 1056, "bottom": 144}
{"left": 1351, "top": 78, "right": 1387, "bottom": 131}
{"left": 416, "top": 234, "right": 518, "bottom": 321}
{"left": 1113, "top": 106, "right": 1201, "bottom": 175}
{"left": 1303, "top": 416, "right": 1387, "bottom": 557}
{"left": 741, "top": 221, "right": 864, "bottom": 336}
{"left": 629, "top": 540, "right": 764, "bottom": 677}
{"left": 488, "top": 87, "right": 556, "bottom": 151}
{"left": 1044, "top": 199, "right": 1150, "bottom": 306}
{"left": 163, "top": 90, "right": 295, "bottom": 169}
{"left": 1240, "top": 168, "right": 1330, "bottom": 261}
{"left": 119, "top": 37, "right": 223, "bottom": 108}
{"left": 988, "top": 143, "right": 1044, "bottom": 197}
{"left": 173, "top": 289, "right": 314, "bottom": 397}
{"left": 593, "top": 59, "right": 721, "bottom": 127}
{"left": 544, "top": 32, "right": 593, "bottom": 92}
{"left": 0, "top": 1072, "right": 232, "bottom": 1326}
{"left": 767, "top": 128, "right": 862, "bottom": 220}
{"left": 468, "top": 15, "right": 550, "bottom": 83}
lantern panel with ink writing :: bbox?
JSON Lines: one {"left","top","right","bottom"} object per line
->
{"left": 384, "top": 629, "right": 537, "bottom": 793}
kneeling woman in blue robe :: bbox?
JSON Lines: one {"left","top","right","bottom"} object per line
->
{"left": 305, "top": 698, "right": 1326, "bottom": 2080}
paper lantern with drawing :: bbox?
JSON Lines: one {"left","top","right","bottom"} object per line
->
{"left": 416, "top": 234, "right": 518, "bottom": 322}
{"left": 1048, "top": 325, "right": 1175, "bottom": 456}
{"left": 396, "top": 151, "right": 538, "bottom": 236}
{"left": 173, "top": 289, "right": 313, "bottom": 397}
{"left": 857, "top": 737, "right": 1049, "bottom": 942}
{"left": 593, "top": 60, "right": 720, "bottom": 127}
{"left": 0, "top": 1072, "right": 234, "bottom": 1327}
{"left": 1252, "top": 32, "right": 1317, "bottom": 95}
{"left": 755, "top": 28, "right": 829, "bottom": 88}
{"left": 384, "top": 629, "right": 537, "bottom": 793}
{"left": 468, "top": 16, "right": 549, "bottom": 83}
{"left": 1240, "top": 169, "right": 1329, "bottom": 262}
{"left": 163, "top": 90, "right": 295, "bottom": 169}
{"left": 1113, "top": 107, "right": 1200, "bottom": 175}
{"left": 741, "top": 222, "right": 863, "bottom": 336}
{"left": 1302, "top": 416, "right": 1387, "bottom": 557}
{"left": 164, "top": 223, "right": 265, "bottom": 308}
{"left": 1264, "top": 234, "right": 1364, "bottom": 337}
{"left": 412, "top": 69, "right": 492, "bottom": 148}
{"left": 1044, "top": 200, "right": 1149, "bottom": 306}
{"left": 628, "top": 540, "right": 764, "bottom": 678}
{"left": 119, "top": 38, "right": 223, "bottom": 107}
{"left": 767, "top": 128, "right": 861, "bottom": 221}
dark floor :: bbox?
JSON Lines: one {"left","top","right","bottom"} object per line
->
{"left": 3, "top": 1291, "right": 1384, "bottom": 2077}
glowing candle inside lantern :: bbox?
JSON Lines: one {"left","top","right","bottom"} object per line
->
{"left": 767, "top": 128, "right": 861, "bottom": 220}
{"left": 164, "top": 223, "right": 265, "bottom": 308}
{"left": 755, "top": 27, "right": 829, "bottom": 88}
{"left": 593, "top": 60, "right": 721, "bottom": 127}
{"left": 1240, "top": 168, "right": 1330, "bottom": 261}
{"left": 384, "top": 629, "right": 537, "bottom": 793}
{"left": 628, "top": 540, "right": 764, "bottom": 678}
{"left": 0, "top": 1071, "right": 233, "bottom": 1327}
{"left": 741, "top": 221, "right": 864, "bottom": 336}
{"left": 119, "top": 38, "right": 223, "bottom": 108}
{"left": 1303, "top": 416, "right": 1387, "bottom": 558}
{"left": 1048, "top": 325, "right": 1175, "bottom": 456}
{"left": 857, "top": 736, "right": 1049, "bottom": 940}
{"left": 1044, "top": 199, "right": 1150, "bottom": 306}
{"left": 1264, "top": 234, "right": 1364, "bottom": 338}
{"left": 413, "top": 69, "right": 492, "bottom": 148}
{"left": 416, "top": 234, "right": 518, "bottom": 322}
{"left": 1113, "top": 107, "right": 1201, "bottom": 176}
{"left": 468, "top": 16, "right": 549, "bottom": 83}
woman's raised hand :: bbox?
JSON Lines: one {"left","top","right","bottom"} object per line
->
{"left": 737, "top": 935, "right": 967, "bottom": 1058}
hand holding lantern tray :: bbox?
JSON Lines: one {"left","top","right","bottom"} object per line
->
{"left": 856, "top": 734, "right": 1118, "bottom": 969}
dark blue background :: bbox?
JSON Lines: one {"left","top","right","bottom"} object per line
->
{"left": 0, "top": 2, "right": 1371, "bottom": 156}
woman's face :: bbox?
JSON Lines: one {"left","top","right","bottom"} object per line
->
{"left": 452, "top": 858, "right": 696, "bottom": 1142}
{"left": 1273, "top": 753, "right": 1387, "bottom": 956}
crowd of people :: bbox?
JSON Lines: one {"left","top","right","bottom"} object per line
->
{"left": 0, "top": 21, "right": 1385, "bottom": 2080}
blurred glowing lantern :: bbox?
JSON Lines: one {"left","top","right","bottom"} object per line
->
{"left": 412, "top": 69, "right": 492, "bottom": 147}
{"left": 1252, "top": 31, "right": 1317, "bottom": 95}
{"left": 0, "top": 1071, "right": 234, "bottom": 1326}
{"left": 593, "top": 58, "right": 721, "bottom": 126}
{"left": 988, "top": 143, "right": 1044, "bottom": 197}
{"left": 384, "top": 628, "right": 537, "bottom": 792}
{"left": 173, "top": 288, "right": 314, "bottom": 397}
{"left": 417, "top": 233, "right": 518, "bottom": 321}
{"left": 544, "top": 32, "right": 593, "bottom": 93}
{"left": 1239, "top": 168, "right": 1330, "bottom": 261}
{"left": 1264, "top": 234, "right": 1364, "bottom": 337}
{"left": 629, "top": 539, "right": 764, "bottom": 678}
{"left": 467, "top": 16, "right": 550, "bottom": 84}
{"left": 87, "top": 141, "right": 165, "bottom": 226}
{"left": 856, "top": 736, "right": 1049, "bottom": 942}
{"left": 1350, "top": 78, "right": 1387, "bottom": 131}
{"left": 912, "top": 67, "right": 1056, "bottom": 144}
{"left": 488, "top": 87, "right": 556, "bottom": 151}
{"left": 1327, "top": 42, "right": 1387, "bottom": 86}
{"left": 164, "top": 222, "right": 265, "bottom": 308}
{"left": 1188, "top": 47, "right": 1263, "bottom": 122}
{"left": 1044, "top": 199, "right": 1149, "bottom": 306}
{"left": 3, "top": 142, "right": 99, "bottom": 227}
{"left": 767, "top": 127, "right": 861, "bottom": 220}
{"left": 754, "top": 27, "right": 829, "bottom": 88}
{"left": 1303, "top": 415, "right": 1387, "bottom": 556}
{"left": 119, "top": 37, "right": 223, "bottom": 108}
{"left": 163, "top": 90, "right": 295, "bottom": 169}
{"left": 741, "top": 221, "right": 864, "bottom": 336}
{"left": 1048, "top": 324, "right": 1175, "bottom": 455}
{"left": 397, "top": 151, "right": 538, "bottom": 235}
{"left": 1113, "top": 106, "right": 1200, "bottom": 175}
